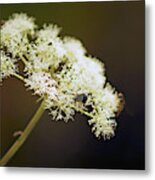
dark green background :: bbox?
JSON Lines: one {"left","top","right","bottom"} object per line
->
{"left": 0, "top": 1, "right": 145, "bottom": 169}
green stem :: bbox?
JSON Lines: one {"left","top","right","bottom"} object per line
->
{"left": 13, "top": 73, "right": 24, "bottom": 82}
{"left": 50, "top": 65, "right": 55, "bottom": 79}
{"left": 19, "top": 54, "right": 33, "bottom": 73}
{"left": 77, "top": 108, "right": 94, "bottom": 118}
{"left": 19, "top": 54, "right": 29, "bottom": 66}
{"left": 70, "top": 103, "right": 94, "bottom": 118}
{"left": 0, "top": 101, "right": 45, "bottom": 166}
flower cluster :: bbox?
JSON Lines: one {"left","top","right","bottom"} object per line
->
{"left": 0, "top": 50, "right": 17, "bottom": 81}
{"left": 1, "top": 13, "right": 36, "bottom": 58}
{"left": 25, "top": 72, "right": 57, "bottom": 100}
{"left": 0, "top": 13, "right": 124, "bottom": 140}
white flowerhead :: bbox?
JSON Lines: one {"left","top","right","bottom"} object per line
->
{"left": 37, "top": 24, "right": 61, "bottom": 42}
{"left": 1, "top": 13, "right": 124, "bottom": 140}
{"left": 25, "top": 72, "right": 57, "bottom": 100}
{"left": 63, "top": 37, "right": 86, "bottom": 61}
{"left": 88, "top": 115, "right": 117, "bottom": 140}
{"left": 0, "top": 50, "right": 17, "bottom": 81}
{"left": 1, "top": 13, "right": 36, "bottom": 57}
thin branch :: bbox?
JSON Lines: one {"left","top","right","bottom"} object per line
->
{"left": 0, "top": 101, "right": 45, "bottom": 166}
{"left": 12, "top": 73, "right": 25, "bottom": 82}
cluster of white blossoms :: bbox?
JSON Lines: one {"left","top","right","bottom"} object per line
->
{"left": 1, "top": 13, "right": 36, "bottom": 58}
{"left": 0, "top": 13, "right": 124, "bottom": 140}
{"left": 0, "top": 50, "right": 17, "bottom": 81}
{"left": 25, "top": 72, "right": 57, "bottom": 99}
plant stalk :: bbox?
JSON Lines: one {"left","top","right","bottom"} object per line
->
{"left": 13, "top": 73, "right": 24, "bottom": 81}
{"left": 0, "top": 101, "right": 45, "bottom": 166}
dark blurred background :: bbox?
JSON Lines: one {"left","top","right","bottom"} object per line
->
{"left": 0, "top": 1, "right": 145, "bottom": 169}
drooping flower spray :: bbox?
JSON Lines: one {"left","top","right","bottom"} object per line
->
{"left": 0, "top": 14, "right": 124, "bottom": 166}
